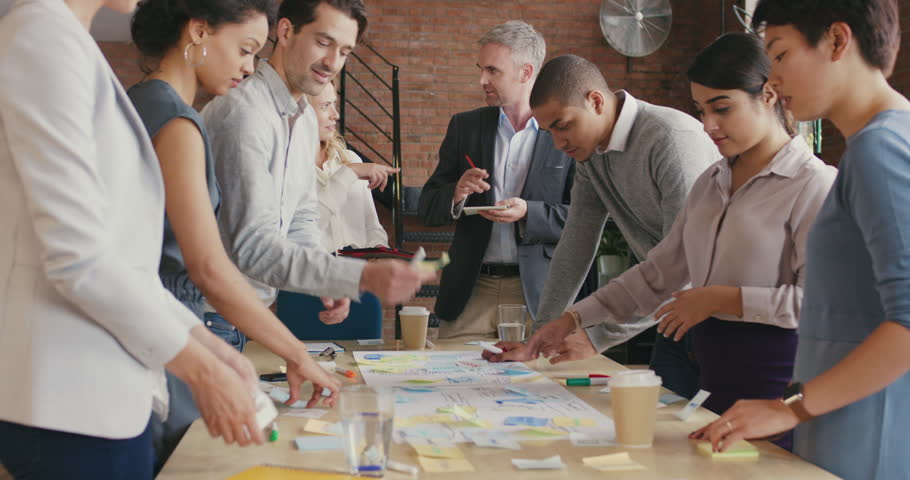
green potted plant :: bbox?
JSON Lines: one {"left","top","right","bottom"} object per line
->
{"left": 597, "top": 228, "right": 630, "bottom": 287}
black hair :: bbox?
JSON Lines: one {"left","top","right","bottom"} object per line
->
{"left": 529, "top": 54, "right": 609, "bottom": 109}
{"left": 278, "top": 0, "right": 368, "bottom": 43}
{"left": 687, "top": 32, "right": 795, "bottom": 135}
{"left": 752, "top": 0, "right": 900, "bottom": 77}
{"left": 131, "top": 0, "right": 278, "bottom": 61}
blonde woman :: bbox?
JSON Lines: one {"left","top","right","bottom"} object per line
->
{"left": 311, "top": 83, "right": 397, "bottom": 253}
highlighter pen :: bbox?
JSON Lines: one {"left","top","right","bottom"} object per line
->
{"left": 269, "top": 421, "right": 279, "bottom": 442}
{"left": 555, "top": 374, "right": 610, "bottom": 379}
{"left": 563, "top": 377, "right": 609, "bottom": 386}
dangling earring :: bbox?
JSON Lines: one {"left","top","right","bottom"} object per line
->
{"left": 184, "top": 42, "right": 207, "bottom": 67}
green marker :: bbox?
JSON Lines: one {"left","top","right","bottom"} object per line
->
{"left": 565, "top": 377, "right": 610, "bottom": 386}
{"left": 269, "top": 421, "right": 279, "bottom": 442}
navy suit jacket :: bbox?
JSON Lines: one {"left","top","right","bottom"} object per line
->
{"left": 418, "top": 106, "right": 574, "bottom": 322}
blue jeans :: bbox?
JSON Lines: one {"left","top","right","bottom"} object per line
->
{"left": 0, "top": 416, "right": 153, "bottom": 480}
{"left": 204, "top": 311, "right": 247, "bottom": 352}
{"left": 649, "top": 330, "right": 700, "bottom": 398}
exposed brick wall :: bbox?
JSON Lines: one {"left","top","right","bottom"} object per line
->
{"left": 344, "top": 0, "right": 743, "bottom": 187}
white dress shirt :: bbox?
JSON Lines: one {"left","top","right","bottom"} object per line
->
{"left": 454, "top": 108, "right": 539, "bottom": 264}
{"left": 0, "top": 0, "right": 199, "bottom": 438}
{"left": 315, "top": 149, "right": 389, "bottom": 251}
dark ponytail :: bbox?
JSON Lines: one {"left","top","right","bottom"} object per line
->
{"left": 686, "top": 32, "right": 795, "bottom": 135}
{"left": 132, "top": 0, "right": 278, "bottom": 71}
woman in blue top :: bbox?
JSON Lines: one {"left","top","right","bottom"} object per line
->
{"left": 128, "top": 0, "right": 341, "bottom": 472}
{"left": 695, "top": 1, "right": 910, "bottom": 478}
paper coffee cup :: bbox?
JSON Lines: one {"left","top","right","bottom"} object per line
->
{"left": 610, "top": 370, "right": 662, "bottom": 448}
{"left": 399, "top": 306, "right": 429, "bottom": 350}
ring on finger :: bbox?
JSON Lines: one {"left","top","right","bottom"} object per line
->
{"left": 725, "top": 420, "right": 734, "bottom": 433}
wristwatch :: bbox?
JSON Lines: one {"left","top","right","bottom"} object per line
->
{"left": 782, "top": 382, "right": 815, "bottom": 422}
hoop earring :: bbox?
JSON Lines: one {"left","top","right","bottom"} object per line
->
{"left": 184, "top": 42, "right": 207, "bottom": 67}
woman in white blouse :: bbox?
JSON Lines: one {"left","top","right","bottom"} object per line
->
{"left": 522, "top": 33, "right": 836, "bottom": 449}
{"left": 0, "top": 1, "right": 264, "bottom": 477}
{"left": 311, "top": 84, "right": 396, "bottom": 252}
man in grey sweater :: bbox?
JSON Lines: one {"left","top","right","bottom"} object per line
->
{"left": 486, "top": 55, "right": 718, "bottom": 397}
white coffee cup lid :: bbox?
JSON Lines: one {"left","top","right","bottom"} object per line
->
{"left": 400, "top": 306, "right": 429, "bottom": 316}
{"left": 610, "top": 369, "right": 662, "bottom": 388}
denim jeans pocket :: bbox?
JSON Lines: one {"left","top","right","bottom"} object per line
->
{"left": 203, "top": 313, "right": 246, "bottom": 352}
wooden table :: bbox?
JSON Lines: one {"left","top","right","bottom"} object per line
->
{"left": 159, "top": 339, "right": 839, "bottom": 479}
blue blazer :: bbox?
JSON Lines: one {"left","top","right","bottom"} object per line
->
{"left": 419, "top": 106, "right": 574, "bottom": 321}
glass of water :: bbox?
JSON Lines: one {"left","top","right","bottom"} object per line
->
{"left": 497, "top": 304, "right": 529, "bottom": 342}
{"left": 339, "top": 385, "right": 394, "bottom": 475}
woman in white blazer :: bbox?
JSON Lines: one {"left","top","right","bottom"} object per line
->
{"left": 0, "top": 1, "right": 264, "bottom": 478}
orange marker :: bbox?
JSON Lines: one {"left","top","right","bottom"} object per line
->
{"left": 335, "top": 367, "right": 356, "bottom": 379}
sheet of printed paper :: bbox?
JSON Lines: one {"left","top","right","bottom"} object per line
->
{"left": 353, "top": 350, "right": 542, "bottom": 387}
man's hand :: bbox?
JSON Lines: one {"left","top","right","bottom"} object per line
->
{"left": 319, "top": 297, "right": 351, "bottom": 325}
{"left": 524, "top": 313, "right": 577, "bottom": 359}
{"left": 454, "top": 168, "right": 490, "bottom": 204}
{"left": 347, "top": 163, "right": 399, "bottom": 191}
{"left": 548, "top": 328, "right": 599, "bottom": 364}
{"left": 481, "top": 341, "right": 530, "bottom": 362}
{"left": 360, "top": 259, "right": 437, "bottom": 305}
{"left": 478, "top": 197, "right": 527, "bottom": 224}
{"left": 286, "top": 354, "right": 343, "bottom": 408}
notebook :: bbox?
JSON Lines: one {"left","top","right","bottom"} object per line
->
{"left": 228, "top": 465, "right": 364, "bottom": 479}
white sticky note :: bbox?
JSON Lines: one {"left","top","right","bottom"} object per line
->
{"left": 511, "top": 455, "right": 565, "bottom": 470}
{"left": 675, "top": 389, "right": 711, "bottom": 421}
{"left": 569, "top": 431, "right": 615, "bottom": 447}
{"left": 281, "top": 408, "right": 328, "bottom": 419}
{"left": 268, "top": 388, "right": 309, "bottom": 408}
{"left": 471, "top": 434, "right": 521, "bottom": 450}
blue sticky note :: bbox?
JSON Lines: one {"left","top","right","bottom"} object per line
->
{"left": 504, "top": 416, "right": 549, "bottom": 426}
{"left": 364, "top": 354, "right": 383, "bottom": 360}
{"left": 496, "top": 397, "right": 541, "bottom": 405}
{"left": 660, "top": 393, "right": 687, "bottom": 405}
{"left": 400, "top": 386, "right": 436, "bottom": 393}
{"left": 500, "top": 369, "right": 533, "bottom": 376}
{"left": 295, "top": 436, "right": 344, "bottom": 451}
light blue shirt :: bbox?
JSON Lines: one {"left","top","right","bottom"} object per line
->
{"left": 794, "top": 110, "right": 910, "bottom": 479}
{"left": 484, "top": 109, "right": 539, "bottom": 263}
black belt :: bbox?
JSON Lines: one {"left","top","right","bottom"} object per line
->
{"left": 480, "top": 263, "right": 520, "bottom": 277}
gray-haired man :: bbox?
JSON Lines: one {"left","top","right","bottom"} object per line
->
{"left": 419, "top": 21, "right": 575, "bottom": 338}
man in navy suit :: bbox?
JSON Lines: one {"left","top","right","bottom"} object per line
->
{"left": 419, "top": 21, "right": 574, "bottom": 339}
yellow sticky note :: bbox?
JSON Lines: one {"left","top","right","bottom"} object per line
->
{"left": 509, "top": 374, "right": 544, "bottom": 383}
{"left": 437, "top": 405, "right": 477, "bottom": 419}
{"left": 553, "top": 417, "right": 596, "bottom": 427}
{"left": 582, "top": 452, "right": 645, "bottom": 471}
{"left": 304, "top": 419, "right": 341, "bottom": 436}
{"left": 451, "top": 419, "right": 494, "bottom": 429}
{"left": 413, "top": 444, "right": 464, "bottom": 459}
{"left": 696, "top": 440, "right": 759, "bottom": 460}
{"left": 418, "top": 457, "right": 475, "bottom": 473}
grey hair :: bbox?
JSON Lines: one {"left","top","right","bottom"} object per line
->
{"left": 479, "top": 20, "right": 546, "bottom": 77}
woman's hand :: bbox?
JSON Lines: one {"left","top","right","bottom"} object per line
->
{"left": 286, "top": 354, "right": 343, "bottom": 408}
{"left": 656, "top": 286, "right": 739, "bottom": 341}
{"left": 347, "top": 163, "right": 400, "bottom": 191}
{"left": 690, "top": 399, "right": 799, "bottom": 452}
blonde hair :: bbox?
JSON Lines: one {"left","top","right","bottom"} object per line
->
{"left": 311, "top": 80, "right": 349, "bottom": 164}
{"left": 323, "top": 126, "right": 349, "bottom": 164}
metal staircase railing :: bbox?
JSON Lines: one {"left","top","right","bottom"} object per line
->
{"left": 338, "top": 43, "right": 404, "bottom": 248}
